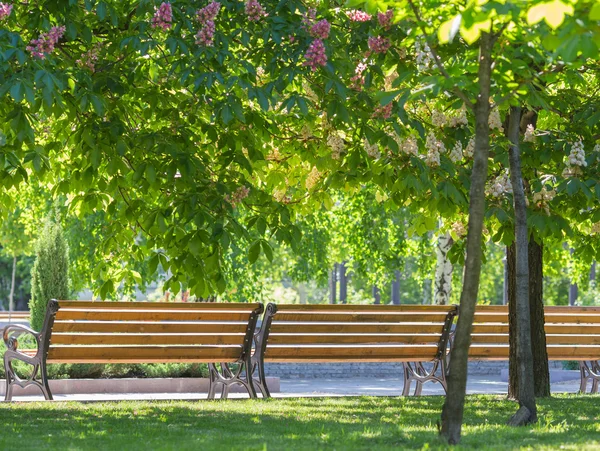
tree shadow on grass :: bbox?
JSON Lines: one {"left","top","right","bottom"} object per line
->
{"left": 0, "top": 395, "right": 597, "bottom": 450}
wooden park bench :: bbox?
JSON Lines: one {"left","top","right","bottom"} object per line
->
{"left": 469, "top": 305, "right": 600, "bottom": 393}
{"left": 0, "top": 312, "right": 29, "bottom": 323}
{"left": 3, "top": 299, "right": 263, "bottom": 401}
{"left": 252, "top": 303, "right": 458, "bottom": 397}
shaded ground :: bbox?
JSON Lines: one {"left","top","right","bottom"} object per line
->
{"left": 0, "top": 395, "right": 598, "bottom": 450}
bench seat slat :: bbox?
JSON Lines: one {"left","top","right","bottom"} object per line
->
{"left": 264, "top": 344, "right": 439, "bottom": 361}
{"left": 50, "top": 333, "right": 245, "bottom": 346}
{"left": 267, "top": 333, "right": 442, "bottom": 344}
{"left": 47, "top": 345, "right": 242, "bottom": 363}
{"left": 52, "top": 321, "right": 248, "bottom": 334}
{"left": 268, "top": 323, "right": 445, "bottom": 334}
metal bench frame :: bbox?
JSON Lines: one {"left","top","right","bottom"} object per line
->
{"left": 3, "top": 299, "right": 263, "bottom": 401}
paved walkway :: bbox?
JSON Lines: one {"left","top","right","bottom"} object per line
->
{"left": 4, "top": 374, "right": 583, "bottom": 402}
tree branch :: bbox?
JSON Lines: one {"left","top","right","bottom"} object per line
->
{"left": 406, "top": 0, "right": 474, "bottom": 111}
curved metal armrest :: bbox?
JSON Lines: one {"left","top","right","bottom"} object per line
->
{"left": 3, "top": 324, "right": 41, "bottom": 353}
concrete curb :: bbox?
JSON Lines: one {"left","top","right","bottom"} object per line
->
{"left": 0, "top": 377, "right": 280, "bottom": 397}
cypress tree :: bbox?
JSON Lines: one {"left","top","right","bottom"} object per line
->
{"left": 29, "top": 216, "right": 69, "bottom": 331}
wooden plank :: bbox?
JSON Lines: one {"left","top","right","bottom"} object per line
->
{"left": 274, "top": 304, "right": 457, "bottom": 312}
{"left": 545, "top": 325, "right": 600, "bottom": 334}
{"left": 469, "top": 334, "right": 509, "bottom": 344}
{"left": 52, "top": 321, "right": 247, "bottom": 334}
{"left": 50, "top": 333, "right": 245, "bottom": 346}
{"left": 273, "top": 313, "right": 450, "bottom": 323}
{"left": 47, "top": 345, "right": 242, "bottom": 363}
{"left": 267, "top": 333, "right": 442, "bottom": 345}
{"left": 268, "top": 324, "right": 445, "bottom": 334}
{"left": 57, "top": 301, "right": 261, "bottom": 310}
{"left": 542, "top": 314, "right": 600, "bottom": 324}
{"left": 264, "top": 344, "right": 439, "bottom": 361}
{"left": 546, "top": 345, "right": 600, "bottom": 360}
{"left": 56, "top": 310, "right": 251, "bottom": 322}
{"left": 545, "top": 335, "right": 600, "bottom": 345}
{"left": 471, "top": 325, "right": 509, "bottom": 333}
{"left": 468, "top": 345, "right": 509, "bottom": 359}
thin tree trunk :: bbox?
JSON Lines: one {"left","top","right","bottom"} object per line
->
{"left": 440, "top": 32, "right": 493, "bottom": 445}
{"left": 506, "top": 106, "right": 537, "bottom": 425}
{"left": 591, "top": 261, "right": 596, "bottom": 282}
{"left": 339, "top": 262, "right": 347, "bottom": 304}
{"left": 434, "top": 232, "right": 453, "bottom": 305}
{"left": 9, "top": 255, "right": 16, "bottom": 322}
{"left": 329, "top": 265, "right": 337, "bottom": 304}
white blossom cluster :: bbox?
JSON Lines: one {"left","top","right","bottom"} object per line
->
{"left": 464, "top": 137, "right": 475, "bottom": 158}
{"left": 273, "top": 188, "right": 289, "bottom": 203}
{"left": 305, "top": 166, "right": 321, "bottom": 190}
{"left": 448, "top": 106, "right": 468, "bottom": 127}
{"left": 431, "top": 109, "right": 446, "bottom": 127}
{"left": 592, "top": 221, "right": 600, "bottom": 235}
{"left": 532, "top": 187, "right": 556, "bottom": 215}
{"left": 425, "top": 132, "right": 444, "bottom": 167}
{"left": 562, "top": 140, "right": 587, "bottom": 178}
{"left": 594, "top": 143, "right": 600, "bottom": 153}
{"left": 486, "top": 171, "right": 513, "bottom": 198}
{"left": 300, "top": 125, "right": 313, "bottom": 140}
{"left": 327, "top": 131, "right": 344, "bottom": 160}
{"left": 364, "top": 139, "right": 381, "bottom": 159}
{"left": 488, "top": 108, "right": 503, "bottom": 132}
{"left": 449, "top": 141, "right": 463, "bottom": 163}
{"left": 567, "top": 140, "right": 587, "bottom": 167}
{"left": 415, "top": 37, "right": 432, "bottom": 71}
{"left": 451, "top": 221, "right": 467, "bottom": 238}
{"left": 394, "top": 135, "right": 418, "bottom": 155}
{"left": 524, "top": 124, "right": 535, "bottom": 142}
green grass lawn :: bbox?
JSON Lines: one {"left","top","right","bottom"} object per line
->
{"left": 0, "top": 395, "right": 598, "bottom": 450}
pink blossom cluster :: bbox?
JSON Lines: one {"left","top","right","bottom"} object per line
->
{"left": 347, "top": 9, "right": 371, "bottom": 22}
{"left": 151, "top": 2, "right": 173, "bottom": 31}
{"left": 27, "top": 26, "right": 66, "bottom": 59}
{"left": 372, "top": 102, "right": 393, "bottom": 119}
{"left": 0, "top": 2, "right": 12, "bottom": 21}
{"left": 76, "top": 43, "right": 101, "bottom": 71}
{"left": 349, "top": 62, "right": 367, "bottom": 90}
{"left": 195, "top": 2, "right": 221, "bottom": 46}
{"left": 309, "top": 19, "right": 330, "bottom": 40}
{"left": 225, "top": 186, "right": 250, "bottom": 207}
{"left": 377, "top": 10, "right": 393, "bottom": 30}
{"left": 245, "top": 0, "right": 267, "bottom": 22}
{"left": 301, "top": 8, "right": 317, "bottom": 30}
{"left": 367, "top": 36, "right": 390, "bottom": 54}
{"left": 303, "top": 39, "right": 327, "bottom": 71}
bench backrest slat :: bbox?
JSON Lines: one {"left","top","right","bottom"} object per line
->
{"left": 43, "top": 300, "right": 262, "bottom": 364}
{"left": 258, "top": 303, "right": 457, "bottom": 363}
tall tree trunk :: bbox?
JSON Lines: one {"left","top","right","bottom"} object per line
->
{"left": 434, "top": 232, "right": 454, "bottom": 305}
{"left": 8, "top": 255, "right": 16, "bottom": 321}
{"left": 569, "top": 282, "right": 578, "bottom": 306}
{"left": 591, "top": 261, "right": 596, "bottom": 282}
{"left": 528, "top": 238, "right": 550, "bottom": 397}
{"left": 508, "top": 239, "right": 550, "bottom": 398}
{"left": 391, "top": 270, "right": 401, "bottom": 304}
{"left": 506, "top": 106, "right": 537, "bottom": 425}
{"left": 339, "top": 261, "right": 347, "bottom": 304}
{"left": 440, "top": 32, "right": 493, "bottom": 445}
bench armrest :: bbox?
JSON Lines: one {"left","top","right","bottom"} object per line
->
{"left": 3, "top": 324, "right": 41, "bottom": 354}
